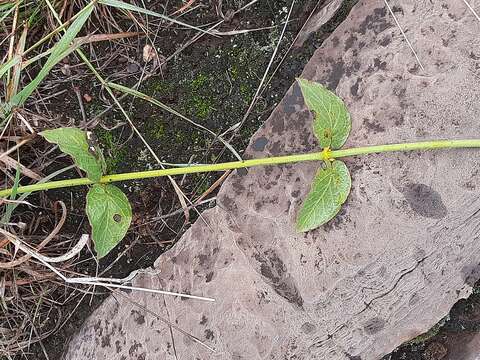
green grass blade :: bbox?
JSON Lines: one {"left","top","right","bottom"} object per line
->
{"left": 1, "top": 166, "right": 21, "bottom": 224}
{"left": 98, "top": 0, "right": 214, "bottom": 36}
{"left": 0, "top": 3, "right": 16, "bottom": 25}
{"left": 9, "top": 2, "right": 95, "bottom": 107}
{"left": 0, "top": 56, "right": 21, "bottom": 80}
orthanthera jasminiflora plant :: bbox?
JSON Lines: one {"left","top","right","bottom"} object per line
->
{"left": 3, "top": 79, "right": 480, "bottom": 258}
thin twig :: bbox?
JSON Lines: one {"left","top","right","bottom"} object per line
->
{"left": 462, "top": 0, "right": 480, "bottom": 23}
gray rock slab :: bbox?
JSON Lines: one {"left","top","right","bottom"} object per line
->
{"left": 64, "top": 1, "right": 480, "bottom": 359}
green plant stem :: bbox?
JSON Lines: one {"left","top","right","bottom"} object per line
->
{"left": 2, "top": 139, "right": 480, "bottom": 197}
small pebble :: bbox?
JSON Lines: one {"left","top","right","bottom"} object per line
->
{"left": 127, "top": 63, "right": 139, "bottom": 73}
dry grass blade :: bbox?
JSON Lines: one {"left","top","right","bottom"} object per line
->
{"left": 74, "top": 31, "right": 141, "bottom": 44}
{"left": 0, "top": 154, "right": 41, "bottom": 180}
{"left": 0, "top": 201, "right": 66, "bottom": 268}
{"left": 6, "top": 18, "right": 27, "bottom": 100}
{"left": 5, "top": 0, "right": 18, "bottom": 85}
{"left": 0, "top": 228, "right": 215, "bottom": 301}
{"left": 171, "top": 0, "right": 196, "bottom": 16}
{"left": 99, "top": 0, "right": 215, "bottom": 35}
{"left": 22, "top": 31, "right": 141, "bottom": 68}
{"left": 0, "top": 135, "right": 32, "bottom": 161}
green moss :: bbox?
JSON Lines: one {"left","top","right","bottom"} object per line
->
{"left": 94, "top": 129, "right": 127, "bottom": 173}
{"left": 240, "top": 83, "right": 253, "bottom": 102}
{"left": 406, "top": 316, "right": 449, "bottom": 345}
{"left": 190, "top": 73, "right": 209, "bottom": 90}
{"left": 189, "top": 96, "right": 214, "bottom": 119}
{"left": 149, "top": 119, "right": 166, "bottom": 140}
{"left": 147, "top": 79, "right": 175, "bottom": 96}
{"left": 230, "top": 64, "right": 239, "bottom": 80}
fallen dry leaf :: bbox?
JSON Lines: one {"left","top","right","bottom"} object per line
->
{"left": 142, "top": 44, "right": 156, "bottom": 63}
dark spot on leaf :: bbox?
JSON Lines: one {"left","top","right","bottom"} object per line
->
{"left": 113, "top": 213, "right": 122, "bottom": 223}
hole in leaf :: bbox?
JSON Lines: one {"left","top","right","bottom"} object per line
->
{"left": 324, "top": 129, "right": 332, "bottom": 139}
{"left": 113, "top": 214, "right": 122, "bottom": 223}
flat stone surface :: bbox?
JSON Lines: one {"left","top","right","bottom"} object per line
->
{"left": 64, "top": 1, "right": 480, "bottom": 359}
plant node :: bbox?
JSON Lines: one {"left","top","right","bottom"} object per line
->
{"left": 321, "top": 147, "right": 333, "bottom": 161}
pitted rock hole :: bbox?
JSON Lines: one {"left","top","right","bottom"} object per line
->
{"left": 283, "top": 82, "right": 303, "bottom": 115}
{"left": 363, "top": 317, "right": 385, "bottom": 335}
{"left": 402, "top": 183, "right": 448, "bottom": 219}
{"left": 300, "top": 322, "right": 316, "bottom": 334}
{"left": 252, "top": 136, "right": 269, "bottom": 152}
{"left": 461, "top": 264, "right": 480, "bottom": 287}
{"left": 255, "top": 249, "right": 304, "bottom": 308}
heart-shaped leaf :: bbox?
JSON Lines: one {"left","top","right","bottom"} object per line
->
{"left": 296, "top": 160, "right": 351, "bottom": 232}
{"left": 86, "top": 184, "right": 132, "bottom": 258}
{"left": 297, "top": 78, "right": 351, "bottom": 150}
{"left": 40, "top": 128, "right": 105, "bottom": 182}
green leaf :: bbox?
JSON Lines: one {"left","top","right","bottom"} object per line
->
{"left": 296, "top": 160, "right": 351, "bottom": 232}
{"left": 297, "top": 78, "right": 351, "bottom": 150}
{"left": 40, "top": 128, "right": 105, "bottom": 182}
{"left": 86, "top": 184, "right": 132, "bottom": 258}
